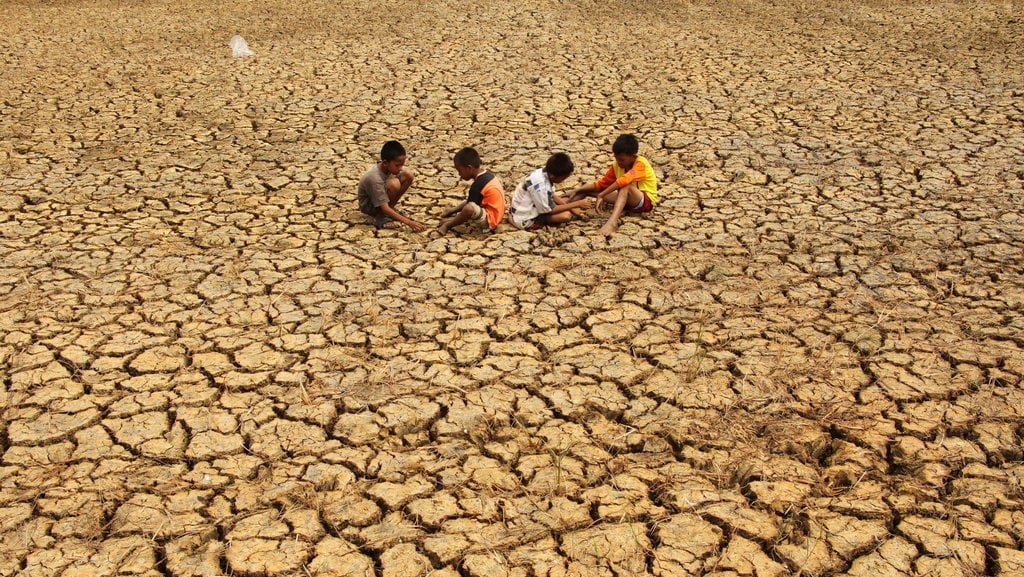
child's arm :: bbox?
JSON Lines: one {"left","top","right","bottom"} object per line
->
{"left": 441, "top": 201, "right": 467, "bottom": 218}
{"left": 550, "top": 195, "right": 594, "bottom": 214}
{"left": 597, "top": 181, "right": 621, "bottom": 201}
{"left": 593, "top": 183, "right": 623, "bottom": 215}
{"left": 597, "top": 163, "right": 645, "bottom": 203}
{"left": 380, "top": 203, "right": 427, "bottom": 232}
{"left": 568, "top": 182, "right": 597, "bottom": 199}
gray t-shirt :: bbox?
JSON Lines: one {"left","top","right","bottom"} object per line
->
{"left": 357, "top": 164, "right": 390, "bottom": 216}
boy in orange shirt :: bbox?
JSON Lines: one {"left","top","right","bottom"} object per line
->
{"left": 568, "top": 134, "right": 659, "bottom": 236}
{"left": 438, "top": 147, "right": 506, "bottom": 235}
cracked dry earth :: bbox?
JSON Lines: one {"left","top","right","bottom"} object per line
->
{"left": 1, "top": 1, "right": 1023, "bottom": 576}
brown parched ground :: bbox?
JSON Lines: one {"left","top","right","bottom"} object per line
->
{"left": 2, "top": 0, "right": 1023, "bottom": 576}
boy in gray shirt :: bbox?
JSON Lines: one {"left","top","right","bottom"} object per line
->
{"left": 357, "top": 140, "right": 426, "bottom": 231}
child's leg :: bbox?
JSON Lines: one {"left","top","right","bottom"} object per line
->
{"left": 547, "top": 212, "right": 574, "bottom": 225}
{"left": 438, "top": 202, "right": 479, "bottom": 234}
{"left": 568, "top": 184, "right": 598, "bottom": 204}
{"left": 441, "top": 201, "right": 466, "bottom": 218}
{"left": 597, "top": 183, "right": 643, "bottom": 236}
{"left": 386, "top": 168, "right": 415, "bottom": 207}
{"left": 525, "top": 213, "right": 562, "bottom": 229}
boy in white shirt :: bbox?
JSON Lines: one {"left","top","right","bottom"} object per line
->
{"left": 509, "top": 153, "right": 593, "bottom": 230}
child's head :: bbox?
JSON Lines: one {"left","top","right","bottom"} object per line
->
{"left": 611, "top": 133, "right": 639, "bottom": 170}
{"left": 453, "top": 147, "right": 481, "bottom": 180}
{"left": 380, "top": 140, "right": 407, "bottom": 175}
{"left": 544, "top": 152, "right": 574, "bottom": 184}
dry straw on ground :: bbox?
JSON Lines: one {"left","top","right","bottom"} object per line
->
{"left": 1, "top": 0, "right": 1023, "bottom": 576}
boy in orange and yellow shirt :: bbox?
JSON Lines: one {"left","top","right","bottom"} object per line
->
{"left": 568, "top": 133, "right": 659, "bottom": 236}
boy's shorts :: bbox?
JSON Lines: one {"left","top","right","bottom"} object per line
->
{"left": 513, "top": 213, "right": 551, "bottom": 231}
{"left": 627, "top": 192, "right": 654, "bottom": 214}
{"left": 466, "top": 202, "right": 489, "bottom": 228}
{"left": 516, "top": 219, "right": 546, "bottom": 231}
{"left": 527, "top": 213, "right": 555, "bottom": 230}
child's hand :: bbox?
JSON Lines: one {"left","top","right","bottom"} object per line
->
{"left": 407, "top": 220, "right": 427, "bottom": 233}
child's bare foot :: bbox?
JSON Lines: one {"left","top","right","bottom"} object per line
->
{"left": 437, "top": 219, "right": 453, "bottom": 234}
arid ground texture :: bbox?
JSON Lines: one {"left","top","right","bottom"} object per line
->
{"left": 2, "top": 1, "right": 1023, "bottom": 576}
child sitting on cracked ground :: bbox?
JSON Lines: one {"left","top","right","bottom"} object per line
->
{"left": 437, "top": 147, "right": 506, "bottom": 235}
{"left": 567, "top": 133, "right": 659, "bottom": 236}
{"left": 508, "top": 152, "right": 594, "bottom": 230}
{"left": 356, "top": 140, "right": 427, "bottom": 232}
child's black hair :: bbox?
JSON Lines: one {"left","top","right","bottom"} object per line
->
{"left": 454, "top": 147, "right": 481, "bottom": 168}
{"left": 544, "top": 152, "right": 574, "bottom": 177}
{"left": 612, "top": 134, "right": 639, "bottom": 155}
{"left": 381, "top": 140, "right": 406, "bottom": 161}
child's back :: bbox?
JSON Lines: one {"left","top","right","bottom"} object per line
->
{"left": 509, "top": 153, "right": 591, "bottom": 230}
{"left": 438, "top": 147, "right": 506, "bottom": 234}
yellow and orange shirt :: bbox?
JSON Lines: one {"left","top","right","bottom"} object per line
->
{"left": 594, "top": 155, "right": 659, "bottom": 204}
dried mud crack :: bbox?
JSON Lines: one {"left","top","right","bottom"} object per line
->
{"left": 2, "top": 1, "right": 1023, "bottom": 576}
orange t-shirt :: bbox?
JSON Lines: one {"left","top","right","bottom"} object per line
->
{"left": 467, "top": 171, "right": 506, "bottom": 229}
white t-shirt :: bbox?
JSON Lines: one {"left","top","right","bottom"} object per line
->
{"left": 510, "top": 168, "right": 556, "bottom": 229}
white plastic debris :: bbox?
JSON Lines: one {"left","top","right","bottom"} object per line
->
{"left": 229, "top": 35, "right": 253, "bottom": 58}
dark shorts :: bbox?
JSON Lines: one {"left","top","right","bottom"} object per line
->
{"left": 627, "top": 192, "right": 654, "bottom": 214}
{"left": 526, "top": 213, "right": 553, "bottom": 230}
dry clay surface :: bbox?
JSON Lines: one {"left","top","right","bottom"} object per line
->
{"left": 2, "top": 0, "right": 1023, "bottom": 576}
